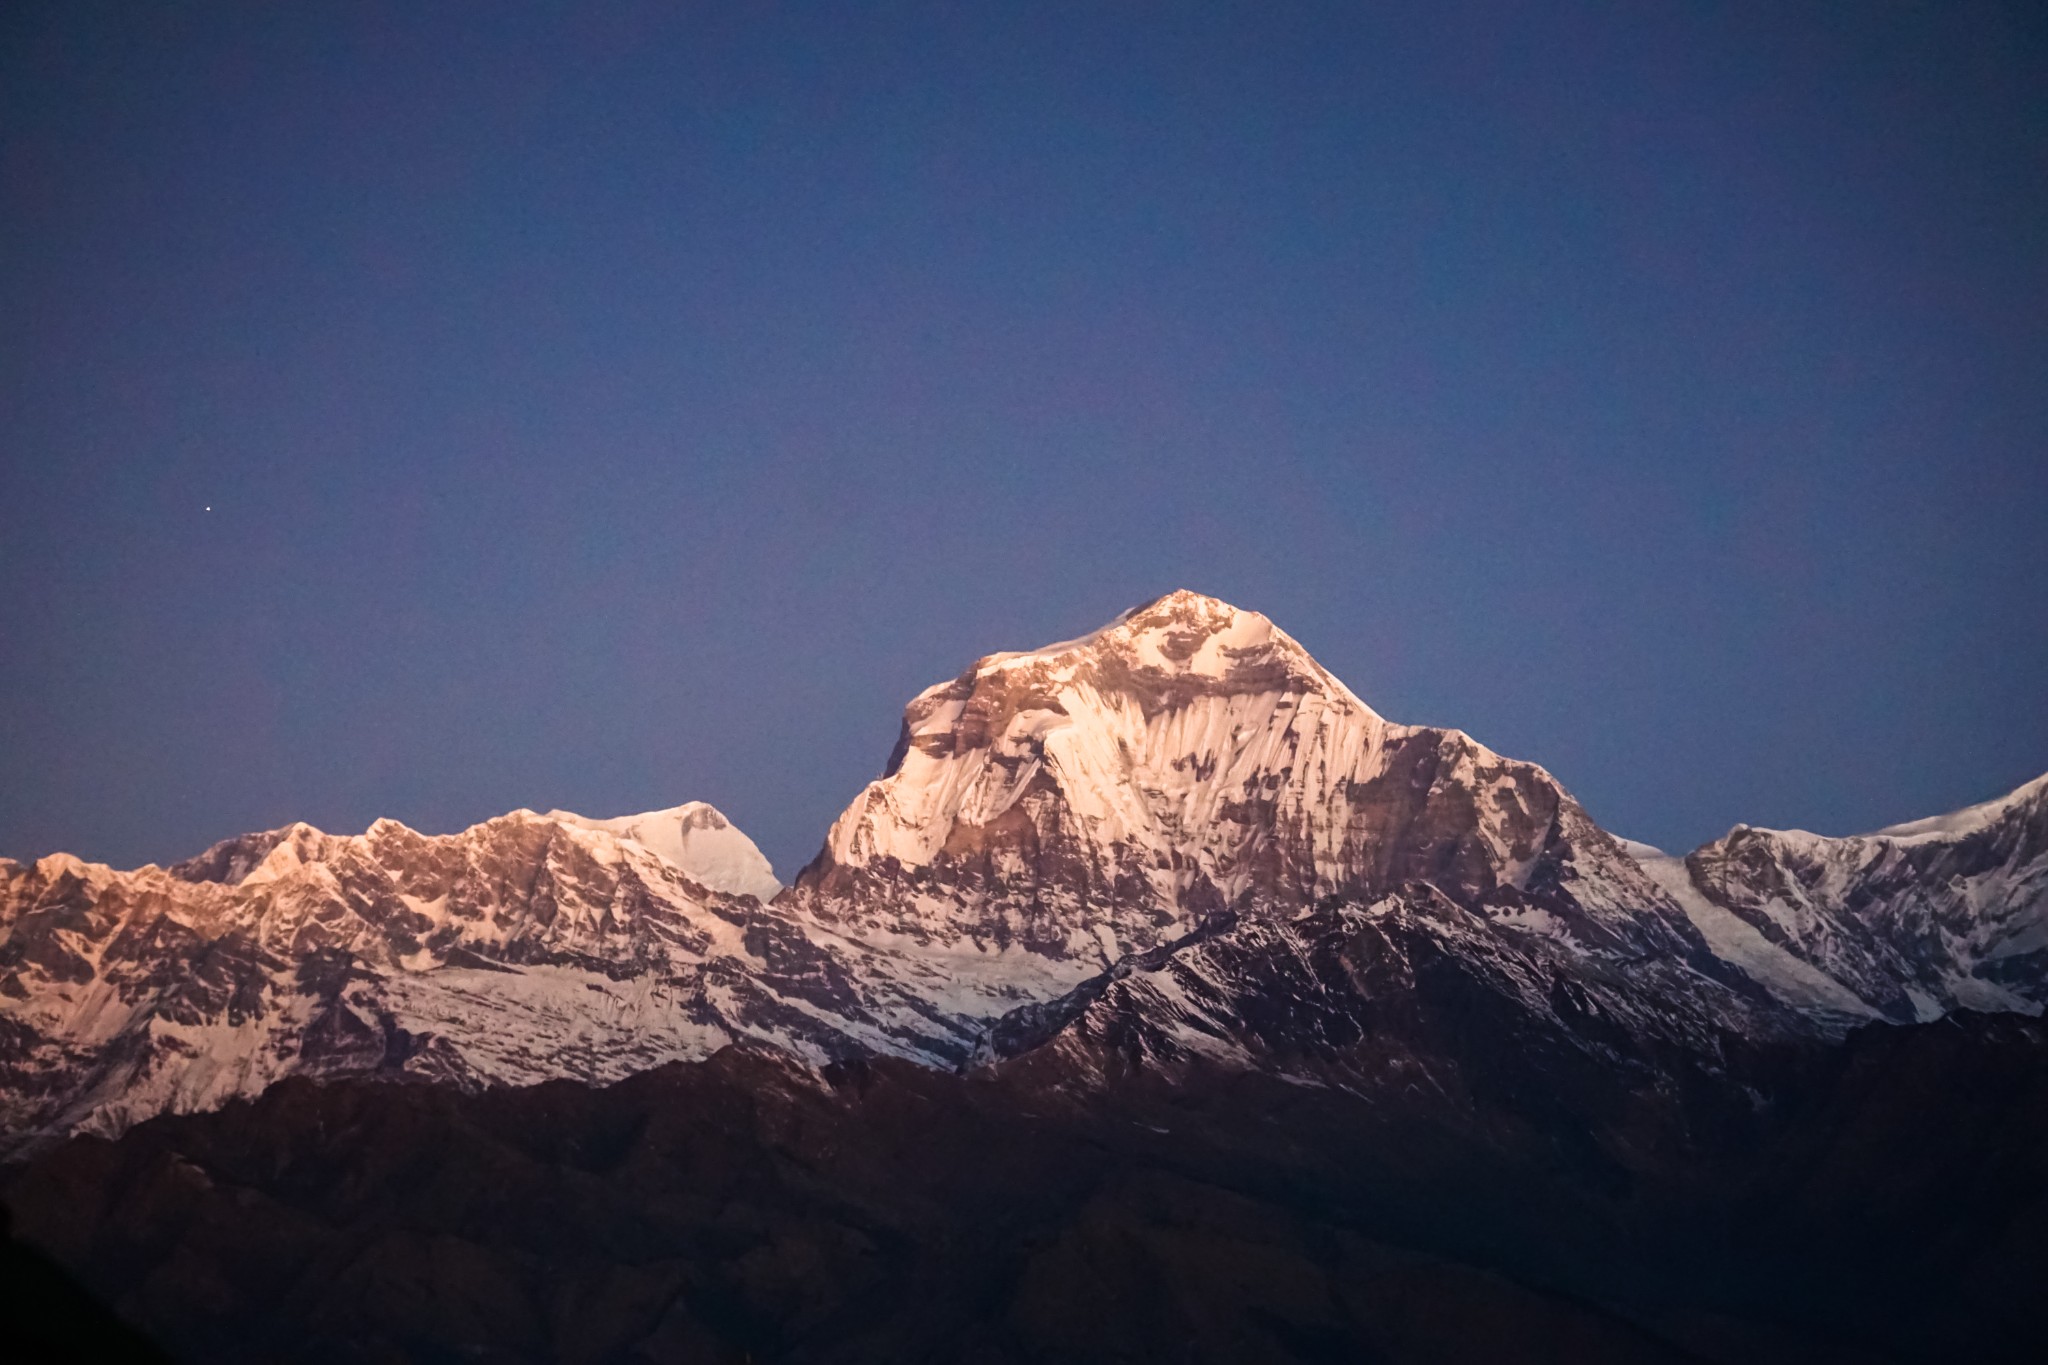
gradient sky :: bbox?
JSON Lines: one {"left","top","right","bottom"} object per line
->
{"left": 4, "top": 1, "right": 2045, "bottom": 879}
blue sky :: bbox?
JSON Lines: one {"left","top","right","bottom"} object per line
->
{"left": 4, "top": 1, "right": 2044, "bottom": 875}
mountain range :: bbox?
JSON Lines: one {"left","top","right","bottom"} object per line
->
{"left": 3, "top": 591, "right": 2044, "bottom": 1363}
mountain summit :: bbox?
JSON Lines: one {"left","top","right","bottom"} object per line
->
{"left": 796, "top": 589, "right": 1714, "bottom": 978}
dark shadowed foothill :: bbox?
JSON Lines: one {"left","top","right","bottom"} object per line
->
{"left": 7, "top": 1014, "right": 2047, "bottom": 1364}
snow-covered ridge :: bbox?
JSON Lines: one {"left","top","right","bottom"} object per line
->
{"left": 156, "top": 801, "right": 779, "bottom": 900}
{"left": 1622, "top": 772, "right": 2048, "bottom": 1025}
{"left": 1868, "top": 771, "right": 2048, "bottom": 843}
{"left": 1698, "top": 773, "right": 2048, "bottom": 850}
{"left": 0, "top": 802, "right": 944, "bottom": 1154}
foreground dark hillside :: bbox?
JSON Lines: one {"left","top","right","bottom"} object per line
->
{"left": 7, "top": 1013, "right": 2045, "bottom": 1365}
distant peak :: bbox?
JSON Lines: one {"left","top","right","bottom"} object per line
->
{"left": 547, "top": 803, "right": 780, "bottom": 901}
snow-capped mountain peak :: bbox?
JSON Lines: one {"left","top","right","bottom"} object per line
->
{"left": 545, "top": 801, "right": 781, "bottom": 901}
{"left": 793, "top": 592, "right": 1734, "bottom": 1015}
{"left": 809, "top": 591, "right": 1394, "bottom": 899}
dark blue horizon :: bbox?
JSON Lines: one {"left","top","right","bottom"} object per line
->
{"left": 4, "top": 1, "right": 2045, "bottom": 879}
